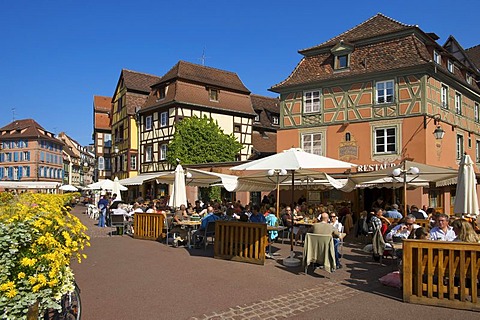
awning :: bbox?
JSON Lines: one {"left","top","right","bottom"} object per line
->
{"left": 0, "top": 181, "right": 61, "bottom": 189}
{"left": 118, "top": 173, "right": 160, "bottom": 186}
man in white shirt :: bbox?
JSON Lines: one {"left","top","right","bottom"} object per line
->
{"left": 429, "top": 213, "right": 456, "bottom": 241}
{"left": 385, "top": 214, "right": 420, "bottom": 241}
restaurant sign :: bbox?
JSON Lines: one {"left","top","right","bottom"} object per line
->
{"left": 357, "top": 162, "right": 398, "bottom": 172}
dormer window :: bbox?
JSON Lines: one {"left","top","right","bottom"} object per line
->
{"left": 272, "top": 115, "right": 279, "bottom": 125}
{"left": 447, "top": 60, "right": 454, "bottom": 73}
{"left": 331, "top": 41, "right": 353, "bottom": 70}
{"left": 209, "top": 88, "right": 219, "bottom": 101}
{"left": 433, "top": 50, "right": 441, "bottom": 64}
{"left": 466, "top": 73, "right": 473, "bottom": 85}
{"left": 156, "top": 86, "right": 166, "bottom": 100}
{"left": 335, "top": 54, "right": 349, "bottom": 69}
{"left": 254, "top": 113, "right": 260, "bottom": 122}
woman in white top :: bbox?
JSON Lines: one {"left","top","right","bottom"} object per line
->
{"left": 329, "top": 213, "right": 343, "bottom": 232}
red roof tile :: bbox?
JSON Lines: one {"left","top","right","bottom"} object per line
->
{"left": 251, "top": 94, "right": 280, "bottom": 129}
{"left": 0, "top": 119, "right": 62, "bottom": 144}
{"left": 156, "top": 61, "right": 250, "bottom": 94}
{"left": 300, "top": 13, "right": 414, "bottom": 54}
{"left": 93, "top": 95, "right": 111, "bottom": 111}
{"left": 466, "top": 45, "right": 480, "bottom": 72}
{"left": 122, "top": 69, "right": 161, "bottom": 93}
{"left": 252, "top": 131, "right": 277, "bottom": 154}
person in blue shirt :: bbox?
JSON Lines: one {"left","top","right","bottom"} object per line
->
{"left": 193, "top": 206, "right": 220, "bottom": 247}
{"left": 384, "top": 204, "right": 403, "bottom": 219}
{"left": 97, "top": 195, "right": 109, "bottom": 228}
{"left": 249, "top": 205, "right": 266, "bottom": 223}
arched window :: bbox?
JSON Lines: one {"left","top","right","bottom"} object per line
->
{"left": 345, "top": 132, "right": 351, "bottom": 141}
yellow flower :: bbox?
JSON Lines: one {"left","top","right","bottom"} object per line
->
{"left": 32, "top": 284, "right": 42, "bottom": 293}
{"left": 28, "top": 276, "right": 37, "bottom": 285}
{"left": 20, "top": 257, "right": 37, "bottom": 267}
{"left": 0, "top": 281, "right": 14, "bottom": 291}
{"left": 6, "top": 288, "right": 17, "bottom": 298}
{"left": 37, "top": 274, "right": 47, "bottom": 285}
{"left": 17, "top": 272, "right": 25, "bottom": 279}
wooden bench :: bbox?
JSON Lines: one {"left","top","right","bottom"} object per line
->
{"left": 214, "top": 221, "right": 268, "bottom": 265}
{"left": 402, "top": 239, "right": 480, "bottom": 311}
{"left": 133, "top": 213, "right": 164, "bottom": 241}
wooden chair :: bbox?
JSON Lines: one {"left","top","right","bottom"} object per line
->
{"left": 110, "top": 214, "right": 127, "bottom": 236}
{"left": 203, "top": 221, "right": 216, "bottom": 250}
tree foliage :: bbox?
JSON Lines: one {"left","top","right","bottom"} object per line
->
{"left": 166, "top": 116, "right": 243, "bottom": 166}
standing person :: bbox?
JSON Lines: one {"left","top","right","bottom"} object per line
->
{"left": 97, "top": 195, "right": 109, "bottom": 228}
{"left": 429, "top": 213, "right": 456, "bottom": 241}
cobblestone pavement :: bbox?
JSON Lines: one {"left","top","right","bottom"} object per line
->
{"left": 191, "top": 281, "right": 359, "bottom": 320}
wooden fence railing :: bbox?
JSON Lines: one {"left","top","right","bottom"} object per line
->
{"left": 133, "top": 213, "right": 164, "bottom": 241}
{"left": 214, "top": 221, "right": 268, "bottom": 265}
{"left": 402, "top": 239, "right": 480, "bottom": 311}
{"left": 386, "top": 218, "right": 430, "bottom": 230}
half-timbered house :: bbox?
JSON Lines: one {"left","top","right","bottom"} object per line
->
{"left": 93, "top": 95, "right": 112, "bottom": 180}
{"left": 270, "top": 13, "right": 480, "bottom": 213}
{"left": 111, "top": 69, "right": 161, "bottom": 180}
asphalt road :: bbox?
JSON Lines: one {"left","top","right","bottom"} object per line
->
{"left": 70, "top": 205, "right": 478, "bottom": 319}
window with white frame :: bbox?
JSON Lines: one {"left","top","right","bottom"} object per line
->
{"left": 159, "top": 144, "right": 167, "bottom": 160}
{"left": 145, "top": 115, "right": 152, "bottom": 130}
{"left": 272, "top": 115, "right": 279, "bottom": 125}
{"left": 447, "top": 60, "right": 454, "bottom": 73}
{"left": 376, "top": 80, "right": 394, "bottom": 104}
{"left": 456, "top": 134, "right": 464, "bottom": 159}
{"left": 375, "top": 127, "right": 397, "bottom": 154}
{"left": 476, "top": 140, "right": 480, "bottom": 163}
{"left": 160, "top": 111, "right": 168, "bottom": 127}
{"left": 303, "top": 90, "right": 321, "bottom": 113}
{"left": 475, "top": 103, "right": 480, "bottom": 123}
{"left": 466, "top": 73, "right": 473, "bottom": 85}
{"left": 254, "top": 113, "right": 260, "bottom": 122}
{"left": 130, "top": 154, "right": 137, "bottom": 170}
{"left": 301, "top": 133, "right": 323, "bottom": 156}
{"left": 145, "top": 145, "right": 153, "bottom": 162}
{"left": 455, "top": 92, "right": 462, "bottom": 115}
{"left": 433, "top": 50, "right": 441, "bottom": 64}
{"left": 441, "top": 84, "right": 448, "bottom": 108}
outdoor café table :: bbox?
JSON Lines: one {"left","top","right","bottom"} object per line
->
{"left": 176, "top": 220, "right": 201, "bottom": 248}
{"left": 266, "top": 226, "right": 286, "bottom": 259}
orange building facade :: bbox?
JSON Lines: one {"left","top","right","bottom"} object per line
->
{"left": 271, "top": 14, "right": 480, "bottom": 214}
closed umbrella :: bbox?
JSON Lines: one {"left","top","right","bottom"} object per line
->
{"left": 112, "top": 177, "right": 127, "bottom": 201}
{"left": 454, "top": 154, "right": 479, "bottom": 218}
{"left": 231, "top": 148, "right": 356, "bottom": 267}
{"left": 167, "top": 164, "right": 188, "bottom": 209}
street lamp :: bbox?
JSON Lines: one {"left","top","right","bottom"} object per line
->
{"left": 392, "top": 165, "right": 420, "bottom": 215}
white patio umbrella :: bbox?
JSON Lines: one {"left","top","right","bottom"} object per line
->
{"left": 59, "top": 184, "right": 78, "bottom": 192}
{"left": 86, "top": 179, "right": 127, "bottom": 192}
{"left": 112, "top": 177, "right": 127, "bottom": 201}
{"left": 231, "top": 148, "right": 356, "bottom": 267}
{"left": 454, "top": 154, "right": 479, "bottom": 218}
{"left": 167, "top": 164, "right": 188, "bottom": 209}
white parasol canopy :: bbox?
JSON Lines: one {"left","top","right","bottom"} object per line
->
{"left": 167, "top": 164, "right": 188, "bottom": 209}
{"left": 454, "top": 154, "right": 479, "bottom": 217}
{"left": 59, "top": 184, "right": 78, "bottom": 192}
{"left": 231, "top": 148, "right": 356, "bottom": 171}
{"left": 86, "top": 179, "right": 127, "bottom": 192}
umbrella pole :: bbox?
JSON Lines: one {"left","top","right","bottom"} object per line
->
{"left": 284, "top": 170, "right": 300, "bottom": 267}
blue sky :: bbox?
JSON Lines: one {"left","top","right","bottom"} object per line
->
{"left": 0, "top": 0, "right": 478, "bottom": 146}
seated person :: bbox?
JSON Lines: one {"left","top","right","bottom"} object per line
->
{"left": 282, "top": 206, "right": 304, "bottom": 245}
{"left": 171, "top": 204, "right": 189, "bottom": 246}
{"left": 311, "top": 212, "right": 342, "bottom": 269}
{"left": 429, "top": 213, "right": 456, "bottom": 241}
{"left": 265, "top": 208, "right": 278, "bottom": 242}
{"left": 451, "top": 218, "right": 480, "bottom": 243}
{"left": 384, "top": 204, "right": 403, "bottom": 219}
{"left": 412, "top": 227, "right": 429, "bottom": 240}
{"left": 385, "top": 214, "right": 420, "bottom": 242}
{"left": 329, "top": 213, "right": 343, "bottom": 232}
{"left": 193, "top": 206, "right": 220, "bottom": 247}
{"left": 249, "top": 205, "right": 266, "bottom": 223}
{"left": 111, "top": 206, "right": 128, "bottom": 235}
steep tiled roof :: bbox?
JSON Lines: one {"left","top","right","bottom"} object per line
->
{"left": 300, "top": 13, "right": 415, "bottom": 54}
{"left": 0, "top": 119, "right": 61, "bottom": 143}
{"left": 251, "top": 94, "right": 280, "bottom": 129}
{"left": 156, "top": 61, "right": 250, "bottom": 94}
{"left": 466, "top": 45, "right": 480, "bottom": 71}
{"left": 122, "top": 69, "right": 161, "bottom": 93}
{"left": 93, "top": 95, "right": 111, "bottom": 111}
{"left": 251, "top": 131, "right": 277, "bottom": 155}
{"left": 272, "top": 36, "right": 430, "bottom": 90}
